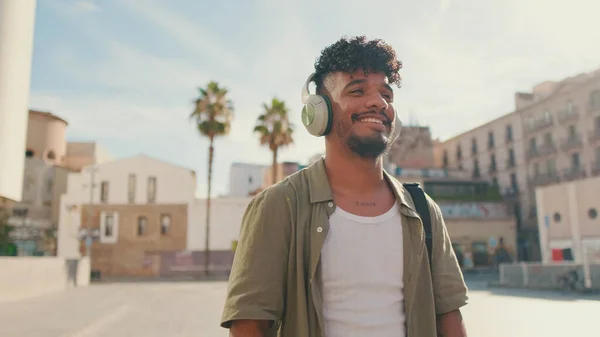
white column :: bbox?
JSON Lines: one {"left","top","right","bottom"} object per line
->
{"left": 535, "top": 187, "right": 549, "bottom": 264}
{"left": 567, "top": 183, "right": 592, "bottom": 288}
{"left": 0, "top": 0, "right": 37, "bottom": 201}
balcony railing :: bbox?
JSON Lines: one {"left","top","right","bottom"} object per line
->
{"left": 562, "top": 166, "right": 587, "bottom": 182}
{"left": 526, "top": 142, "right": 557, "bottom": 160}
{"left": 524, "top": 116, "right": 554, "bottom": 135}
{"left": 589, "top": 128, "right": 600, "bottom": 143}
{"left": 560, "top": 134, "right": 583, "bottom": 152}
{"left": 529, "top": 172, "right": 560, "bottom": 187}
{"left": 557, "top": 107, "right": 580, "bottom": 123}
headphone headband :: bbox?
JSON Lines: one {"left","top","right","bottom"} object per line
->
{"left": 301, "top": 73, "right": 316, "bottom": 104}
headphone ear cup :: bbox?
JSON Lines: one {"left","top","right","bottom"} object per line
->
{"left": 302, "top": 95, "right": 333, "bottom": 136}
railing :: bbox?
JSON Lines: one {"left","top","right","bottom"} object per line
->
{"left": 560, "top": 134, "right": 583, "bottom": 152}
{"left": 557, "top": 107, "right": 580, "bottom": 123}
{"left": 524, "top": 116, "right": 554, "bottom": 135}
{"left": 562, "top": 166, "right": 587, "bottom": 182}
{"left": 529, "top": 173, "right": 560, "bottom": 187}
{"left": 526, "top": 143, "right": 557, "bottom": 160}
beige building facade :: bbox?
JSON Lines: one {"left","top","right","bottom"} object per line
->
{"left": 435, "top": 67, "right": 600, "bottom": 262}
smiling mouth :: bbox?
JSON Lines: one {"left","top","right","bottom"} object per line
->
{"left": 358, "top": 117, "right": 384, "bottom": 125}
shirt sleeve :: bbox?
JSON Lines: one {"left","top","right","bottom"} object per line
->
{"left": 220, "top": 185, "right": 292, "bottom": 328}
{"left": 427, "top": 195, "right": 469, "bottom": 315}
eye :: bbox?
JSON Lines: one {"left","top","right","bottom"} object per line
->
{"left": 350, "top": 89, "right": 364, "bottom": 94}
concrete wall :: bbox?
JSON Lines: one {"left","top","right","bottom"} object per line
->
{"left": 499, "top": 262, "right": 600, "bottom": 290}
{"left": 0, "top": 256, "right": 90, "bottom": 303}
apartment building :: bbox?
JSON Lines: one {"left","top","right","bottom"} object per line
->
{"left": 435, "top": 67, "right": 600, "bottom": 262}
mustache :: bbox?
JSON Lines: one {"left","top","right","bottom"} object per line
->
{"left": 351, "top": 110, "right": 392, "bottom": 126}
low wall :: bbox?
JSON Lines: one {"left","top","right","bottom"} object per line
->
{"left": 0, "top": 257, "right": 90, "bottom": 303}
{"left": 499, "top": 262, "right": 600, "bottom": 290}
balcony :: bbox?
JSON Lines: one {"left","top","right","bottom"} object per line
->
{"left": 524, "top": 116, "right": 554, "bottom": 135}
{"left": 591, "top": 161, "right": 600, "bottom": 177}
{"left": 560, "top": 134, "right": 583, "bottom": 152}
{"left": 529, "top": 172, "right": 560, "bottom": 187}
{"left": 526, "top": 142, "right": 557, "bottom": 160}
{"left": 562, "top": 166, "right": 587, "bottom": 182}
{"left": 589, "top": 128, "right": 600, "bottom": 144}
{"left": 557, "top": 107, "right": 580, "bottom": 123}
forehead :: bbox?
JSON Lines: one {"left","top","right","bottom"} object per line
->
{"left": 325, "top": 69, "right": 390, "bottom": 90}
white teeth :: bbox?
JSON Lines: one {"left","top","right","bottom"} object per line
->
{"left": 359, "top": 118, "right": 383, "bottom": 124}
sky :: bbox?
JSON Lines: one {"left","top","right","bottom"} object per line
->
{"left": 28, "top": 0, "right": 600, "bottom": 197}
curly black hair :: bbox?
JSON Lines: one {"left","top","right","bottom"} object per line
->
{"left": 313, "top": 35, "right": 403, "bottom": 92}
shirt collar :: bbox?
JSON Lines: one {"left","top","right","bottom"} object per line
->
{"left": 306, "top": 157, "right": 418, "bottom": 214}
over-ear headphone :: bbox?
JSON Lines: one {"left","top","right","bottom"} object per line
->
{"left": 301, "top": 73, "right": 333, "bottom": 137}
{"left": 301, "top": 72, "right": 402, "bottom": 142}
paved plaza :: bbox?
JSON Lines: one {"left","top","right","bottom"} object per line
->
{"left": 0, "top": 281, "right": 597, "bottom": 336}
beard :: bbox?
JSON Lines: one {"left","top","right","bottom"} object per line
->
{"left": 347, "top": 133, "right": 393, "bottom": 158}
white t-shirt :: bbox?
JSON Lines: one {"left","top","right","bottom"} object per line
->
{"left": 320, "top": 203, "right": 405, "bottom": 337}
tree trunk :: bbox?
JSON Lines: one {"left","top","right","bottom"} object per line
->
{"left": 272, "top": 147, "right": 278, "bottom": 185}
{"left": 205, "top": 139, "right": 214, "bottom": 276}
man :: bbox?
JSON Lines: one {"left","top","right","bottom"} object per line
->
{"left": 221, "top": 36, "right": 468, "bottom": 337}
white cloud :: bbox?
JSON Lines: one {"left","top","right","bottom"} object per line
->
{"left": 116, "top": 0, "right": 241, "bottom": 70}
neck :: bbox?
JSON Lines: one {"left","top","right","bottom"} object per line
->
{"left": 324, "top": 143, "right": 388, "bottom": 195}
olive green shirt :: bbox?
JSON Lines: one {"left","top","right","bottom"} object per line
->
{"left": 221, "top": 158, "right": 468, "bottom": 337}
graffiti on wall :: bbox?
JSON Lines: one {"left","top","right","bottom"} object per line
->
{"left": 439, "top": 202, "right": 510, "bottom": 219}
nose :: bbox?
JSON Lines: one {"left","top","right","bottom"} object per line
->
{"left": 366, "top": 93, "right": 389, "bottom": 113}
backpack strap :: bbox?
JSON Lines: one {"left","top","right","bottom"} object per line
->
{"left": 403, "top": 183, "right": 433, "bottom": 270}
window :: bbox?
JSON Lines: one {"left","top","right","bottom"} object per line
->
{"left": 473, "top": 159, "right": 480, "bottom": 178}
{"left": 137, "top": 216, "right": 148, "bottom": 236}
{"left": 508, "top": 148, "right": 516, "bottom": 166}
{"left": 595, "top": 116, "right": 600, "bottom": 130}
{"left": 100, "top": 211, "right": 118, "bottom": 244}
{"left": 546, "top": 158, "right": 556, "bottom": 175}
{"left": 571, "top": 152, "right": 580, "bottom": 168}
{"left": 553, "top": 212, "right": 561, "bottom": 223}
{"left": 589, "top": 208, "right": 598, "bottom": 220}
{"left": 471, "top": 138, "right": 478, "bottom": 154}
{"left": 533, "top": 162, "right": 540, "bottom": 176}
{"left": 568, "top": 125, "right": 576, "bottom": 138}
{"left": 47, "top": 150, "right": 56, "bottom": 160}
{"left": 529, "top": 137, "right": 537, "bottom": 150}
{"left": 492, "top": 177, "right": 498, "bottom": 186}
{"left": 105, "top": 214, "right": 114, "bottom": 237}
{"left": 488, "top": 131, "right": 495, "bottom": 149}
{"left": 490, "top": 154, "right": 497, "bottom": 171}
{"left": 566, "top": 100, "right": 574, "bottom": 113}
{"left": 100, "top": 181, "right": 109, "bottom": 203}
{"left": 160, "top": 214, "right": 171, "bottom": 235}
{"left": 510, "top": 173, "right": 518, "bottom": 190}
{"left": 506, "top": 125, "right": 513, "bottom": 142}
{"left": 128, "top": 174, "right": 136, "bottom": 204}
{"left": 543, "top": 132, "right": 552, "bottom": 146}
{"left": 456, "top": 145, "right": 462, "bottom": 160}
{"left": 442, "top": 150, "right": 449, "bottom": 167}
{"left": 25, "top": 149, "right": 34, "bottom": 158}
{"left": 147, "top": 176, "right": 157, "bottom": 203}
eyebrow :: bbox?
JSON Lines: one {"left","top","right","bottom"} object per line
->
{"left": 343, "top": 79, "right": 394, "bottom": 94}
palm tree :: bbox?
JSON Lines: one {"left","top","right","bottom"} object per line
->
{"left": 190, "top": 81, "right": 234, "bottom": 275}
{"left": 254, "top": 98, "right": 294, "bottom": 185}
